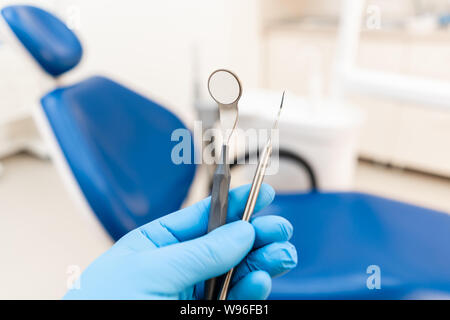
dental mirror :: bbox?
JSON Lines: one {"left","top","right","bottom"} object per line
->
{"left": 204, "top": 69, "right": 242, "bottom": 300}
{"left": 208, "top": 69, "right": 242, "bottom": 105}
{"left": 207, "top": 69, "right": 241, "bottom": 145}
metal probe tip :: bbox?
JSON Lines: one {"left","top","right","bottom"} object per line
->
{"left": 272, "top": 91, "right": 285, "bottom": 130}
{"left": 217, "top": 90, "right": 287, "bottom": 301}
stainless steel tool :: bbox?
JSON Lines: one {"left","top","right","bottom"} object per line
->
{"left": 218, "top": 91, "right": 285, "bottom": 301}
{"left": 204, "top": 69, "right": 241, "bottom": 300}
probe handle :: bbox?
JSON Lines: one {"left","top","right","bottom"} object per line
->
{"left": 204, "top": 145, "right": 231, "bottom": 300}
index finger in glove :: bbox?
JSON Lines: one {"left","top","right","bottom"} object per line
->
{"left": 134, "top": 184, "right": 275, "bottom": 248}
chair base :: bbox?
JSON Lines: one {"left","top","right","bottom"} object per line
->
{"left": 0, "top": 115, "right": 49, "bottom": 176}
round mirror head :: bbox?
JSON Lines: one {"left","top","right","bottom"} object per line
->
{"left": 208, "top": 69, "right": 242, "bottom": 105}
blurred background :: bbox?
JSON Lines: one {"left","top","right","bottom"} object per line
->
{"left": 1, "top": 0, "right": 450, "bottom": 298}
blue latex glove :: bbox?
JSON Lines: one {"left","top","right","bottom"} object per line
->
{"left": 64, "top": 184, "right": 297, "bottom": 300}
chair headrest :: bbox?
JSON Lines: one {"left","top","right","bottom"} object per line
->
{"left": 1, "top": 5, "right": 82, "bottom": 77}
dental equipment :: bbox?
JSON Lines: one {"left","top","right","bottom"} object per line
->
{"left": 218, "top": 91, "right": 285, "bottom": 301}
{"left": 204, "top": 69, "right": 241, "bottom": 300}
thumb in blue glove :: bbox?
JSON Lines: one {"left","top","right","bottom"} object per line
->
{"left": 64, "top": 184, "right": 297, "bottom": 300}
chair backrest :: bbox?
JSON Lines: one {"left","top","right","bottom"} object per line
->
{"left": 41, "top": 76, "right": 196, "bottom": 240}
{"left": 3, "top": 5, "right": 196, "bottom": 240}
{"left": 1, "top": 5, "right": 82, "bottom": 77}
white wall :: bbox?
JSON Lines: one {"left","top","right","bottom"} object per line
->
{"left": 0, "top": 0, "right": 262, "bottom": 127}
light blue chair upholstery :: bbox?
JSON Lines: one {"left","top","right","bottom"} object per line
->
{"left": 258, "top": 191, "right": 450, "bottom": 299}
{"left": 41, "top": 77, "right": 196, "bottom": 240}
{"left": 2, "top": 5, "right": 196, "bottom": 240}
{"left": 231, "top": 149, "right": 450, "bottom": 299}
{"left": 1, "top": 5, "right": 82, "bottom": 76}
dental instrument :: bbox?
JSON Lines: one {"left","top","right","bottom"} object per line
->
{"left": 204, "top": 69, "right": 241, "bottom": 300}
{"left": 218, "top": 91, "right": 285, "bottom": 301}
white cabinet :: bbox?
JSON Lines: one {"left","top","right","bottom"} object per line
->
{"left": 264, "top": 27, "right": 337, "bottom": 96}
{"left": 264, "top": 25, "right": 450, "bottom": 177}
{"left": 350, "top": 96, "right": 403, "bottom": 163}
{"left": 394, "top": 106, "right": 450, "bottom": 176}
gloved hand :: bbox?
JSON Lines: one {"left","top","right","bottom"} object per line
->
{"left": 64, "top": 184, "right": 297, "bottom": 300}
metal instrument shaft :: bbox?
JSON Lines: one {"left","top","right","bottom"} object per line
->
{"left": 218, "top": 91, "right": 285, "bottom": 300}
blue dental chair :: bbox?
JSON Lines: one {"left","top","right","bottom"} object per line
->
{"left": 0, "top": 5, "right": 196, "bottom": 241}
{"left": 232, "top": 150, "right": 450, "bottom": 299}
{"left": 2, "top": 5, "right": 450, "bottom": 299}
{"left": 260, "top": 192, "right": 450, "bottom": 299}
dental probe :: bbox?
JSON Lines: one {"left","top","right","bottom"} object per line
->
{"left": 218, "top": 91, "right": 285, "bottom": 300}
